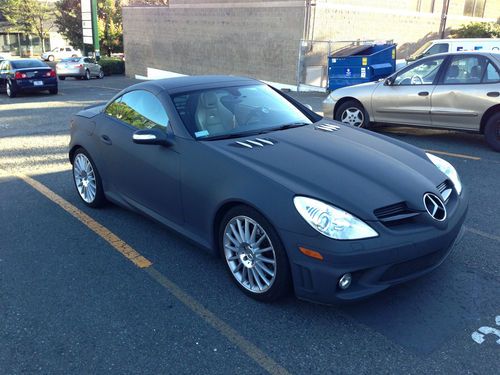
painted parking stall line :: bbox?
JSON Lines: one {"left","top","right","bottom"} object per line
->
{"left": 424, "top": 149, "right": 481, "bottom": 161}
{"left": 5, "top": 169, "right": 290, "bottom": 375}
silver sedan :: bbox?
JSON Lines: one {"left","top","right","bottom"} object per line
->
{"left": 323, "top": 51, "right": 500, "bottom": 151}
{"left": 55, "top": 57, "right": 104, "bottom": 80}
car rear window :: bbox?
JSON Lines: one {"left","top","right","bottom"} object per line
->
{"left": 11, "top": 60, "right": 47, "bottom": 69}
{"left": 61, "top": 58, "right": 81, "bottom": 63}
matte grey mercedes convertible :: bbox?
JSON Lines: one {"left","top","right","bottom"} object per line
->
{"left": 69, "top": 76, "right": 468, "bottom": 304}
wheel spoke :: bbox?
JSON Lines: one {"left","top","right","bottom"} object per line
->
{"left": 225, "top": 232, "right": 240, "bottom": 247}
{"left": 251, "top": 268, "right": 264, "bottom": 290}
{"left": 236, "top": 219, "right": 245, "bottom": 243}
{"left": 254, "top": 234, "right": 266, "bottom": 247}
{"left": 244, "top": 218, "right": 250, "bottom": 242}
{"left": 257, "top": 256, "right": 275, "bottom": 265}
{"left": 254, "top": 265, "right": 270, "bottom": 287}
{"left": 256, "top": 262, "right": 274, "bottom": 277}
{"left": 254, "top": 246, "right": 272, "bottom": 255}
{"left": 230, "top": 223, "right": 242, "bottom": 243}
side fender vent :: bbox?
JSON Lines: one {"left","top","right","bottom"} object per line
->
{"left": 233, "top": 138, "right": 276, "bottom": 149}
{"left": 315, "top": 124, "right": 340, "bottom": 132}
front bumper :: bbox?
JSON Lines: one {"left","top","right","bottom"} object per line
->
{"left": 281, "top": 189, "right": 468, "bottom": 304}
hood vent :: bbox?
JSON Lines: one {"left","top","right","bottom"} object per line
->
{"left": 315, "top": 123, "right": 340, "bottom": 132}
{"left": 234, "top": 138, "right": 275, "bottom": 149}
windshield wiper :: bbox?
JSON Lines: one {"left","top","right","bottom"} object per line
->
{"left": 275, "top": 121, "right": 310, "bottom": 130}
{"left": 202, "top": 131, "right": 262, "bottom": 141}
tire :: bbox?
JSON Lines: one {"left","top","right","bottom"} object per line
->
{"left": 98, "top": 69, "right": 104, "bottom": 79}
{"left": 48, "top": 55, "right": 54, "bottom": 62}
{"left": 335, "top": 100, "right": 370, "bottom": 128}
{"left": 484, "top": 112, "right": 500, "bottom": 152}
{"left": 219, "top": 205, "right": 291, "bottom": 302}
{"left": 6, "top": 81, "right": 16, "bottom": 98}
{"left": 72, "top": 148, "right": 106, "bottom": 208}
{"left": 49, "top": 87, "right": 58, "bottom": 95}
{"left": 84, "top": 70, "right": 90, "bottom": 80}
{"left": 71, "top": 54, "right": 77, "bottom": 58}
{"left": 59, "top": 76, "right": 66, "bottom": 80}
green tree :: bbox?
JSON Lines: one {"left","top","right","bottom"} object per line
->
{"left": 54, "top": 0, "right": 83, "bottom": 50}
{"left": 450, "top": 22, "right": 500, "bottom": 38}
{"left": 0, "top": 0, "right": 55, "bottom": 52}
{"left": 98, "top": 0, "right": 123, "bottom": 56}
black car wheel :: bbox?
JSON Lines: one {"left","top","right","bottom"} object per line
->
{"left": 49, "top": 87, "right": 58, "bottom": 95}
{"left": 72, "top": 148, "right": 106, "bottom": 208}
{"left": 335, "top": 100, "right": 370, "bottom": 128}
{"left": 84, "top": 70, "right": 90, "bottom": 80}
{"left": 98, "top": 70, "right": 104, "bottom": 79}
{"left": 6, "top": 81, "right": 16, "bottom": 98}
{"left": 219, "top": 205, "right": 291, "bottom": 302}
{"left": 59, "top": 76, "right": 66, "bottom": 80}
{"left": 484, "top": 112, "right": 500, "bottom": 152}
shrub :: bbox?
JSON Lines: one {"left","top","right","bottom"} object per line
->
{"left": 99, "top": 58, "right": 125, "bottom": 76}
{"left": 450, "top": 22, "right": 500, "bottom": 38}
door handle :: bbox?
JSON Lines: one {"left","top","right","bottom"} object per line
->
{"left": 487, "top": 92, "right": 500, "bottom": 97}
{"left": 418, "top": 91, "right": 429, "bottom": 96}
{"left": 100, "top": 134, "right": 112, "bottom": 145}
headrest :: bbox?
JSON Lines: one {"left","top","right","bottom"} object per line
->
{"left": 199, "top": 92, "right": 218, "bottom": 108}
{"left": 448, "top": 65, "right": 459, "bottom": 78}
{"left": 470, "top": 65, "right": 481, "bottom": 78}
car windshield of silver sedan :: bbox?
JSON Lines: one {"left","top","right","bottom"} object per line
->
{"left": 172, "top": 84, "right": 313, "bottom": 140}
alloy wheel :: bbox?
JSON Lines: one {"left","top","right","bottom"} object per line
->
{"left": 223, "top": 216, "right": 277, "bottom": 294}
{"left": 341, "top": 107, "right": 364, "bottom": 127}
{"left": 73, "top": 153, "right": 97, "bottom": 203}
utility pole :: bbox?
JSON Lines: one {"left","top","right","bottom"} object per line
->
{"left": 439, "top": 0, "right": 451, "bottom": 39}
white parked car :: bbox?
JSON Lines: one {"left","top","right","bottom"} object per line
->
{"left": 408, "top": 38, "right": 500, "bottom": 62}
{"left": 41, "top": 47, "right": 82, "bottom": 62}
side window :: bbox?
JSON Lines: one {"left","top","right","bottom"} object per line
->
{"left": 425, "top": 43, "right": 448, "bottom": 56}
{"left": 83, "top": 58, "right": 91, "bottom": 63}
{"left": 66, "top": 47, "right": 72, "bottom": 51}
{"left": 443, "top": 56, "right": 486, "bottom": 84}
{"left": 105, "top": 90, "right": 169, "bottom": 130}
{"left": 482, "top": 61, "right": 500, "bottom": 83}
{"left": 59, "top": 48, "right": 64, "bottom": 52}
{"left": 394, "top": 57, "right": 445, "bottom": 85}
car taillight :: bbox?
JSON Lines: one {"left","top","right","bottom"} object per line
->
{"left": 75, "top": 64, "right": 83, "bottom": 68}
{"left": 14, "top": 72, "right": 27, "bottom": 79}
{"left": 46, "top": 70, "right": 56, "bottom": 77}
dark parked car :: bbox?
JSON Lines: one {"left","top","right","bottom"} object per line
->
{"left": 0, "top": 59, "right": 58, "bottom": 97}
{"left": 69, "top": 76, "right": 468, "bottom": 304}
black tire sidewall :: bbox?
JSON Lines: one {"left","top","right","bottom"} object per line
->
{"left": 484, "top": 112, "right": 500, "bottom": 152}
{"left": 72, "top": 148, "right": 106, "bottom": 208}
{"left": 85, "top": 70, "right": 90, "bottom": 80}
{"left": 6, "top": 81, "right": 16, "bottom": 98}
{"left": 218, "top": 205, "right": 291, "bottom": 302}
{"left": 335, "top": 100, "right": 370, "bottom": 128}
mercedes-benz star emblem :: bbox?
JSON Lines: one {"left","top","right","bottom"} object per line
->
{"left": 423, "top": 193, "right": 447, "bottom": 221}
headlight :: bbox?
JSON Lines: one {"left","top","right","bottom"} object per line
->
{"left": 426, "top": 153, "right": 462, "bottom": 195}
{"left": 293, "top": 196, "right": 378, "bottom": 240}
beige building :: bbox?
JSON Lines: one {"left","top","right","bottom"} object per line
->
{"left": 122, "top": 0, "right": 500, "bottom": 88}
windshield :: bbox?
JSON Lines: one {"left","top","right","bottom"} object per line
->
{"left": 11, "top": 59, "right": 47, "bottom": 69}
{"left": 171, "top": 84, "right": 313, "bottom": 140}
{"left": 411, "top": 41, "right": 432, "bottom": 59}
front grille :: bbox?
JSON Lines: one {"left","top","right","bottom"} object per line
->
{"left": 437, "top": 180, "right": 453, "bottom": 203}
{"left": 374, "top": 202, "right": 420, "bottom": 226}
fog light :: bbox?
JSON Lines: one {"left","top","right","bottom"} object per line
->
{"left": 338, "top": 273, "right": 352, "bottom": 290}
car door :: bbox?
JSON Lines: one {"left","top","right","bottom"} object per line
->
{"left": 95, "top": 89, "right": 183, "bottom": 224}
{"left": 371, "top": 56, "right": 446, "bottom": 126}
{"left": 430, "top": 54, "right": 500, "bottom": 130}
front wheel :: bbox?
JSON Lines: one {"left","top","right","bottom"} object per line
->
{"left": 484, "top": 112, "right": 500, "bottom": 152}
{"left": 335, "top": 100, "right": 370, "bottom": 128}
{"left": 219, "top": 206, "right": 291, "bottom": 302}
{"left": 84, "top": 70, "right": 90, "bottom": 80}
{"left": 98, "top": 69, "right": 104, "bottom": 79}
{"left": 48, "top": 55, "right": 55, "bottom": 62}
{"left": 72, "top": 148, "right": 106, "bottom": 208}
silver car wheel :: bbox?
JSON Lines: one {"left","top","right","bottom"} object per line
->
{"left": 223, "top": 215, "right": 277, "bottom": 294}
{"left": 73, "top": 153, "right": 97, "bottom": 203}
{"left": 341, "top": 107, "right": 364, "bottom": 127}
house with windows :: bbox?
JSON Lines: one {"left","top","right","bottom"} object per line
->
{"left": 0, "top": 0, "right": 67, "bottom": 57}
{"left": 122, "top": 0, "right": 500, "bottom": 88}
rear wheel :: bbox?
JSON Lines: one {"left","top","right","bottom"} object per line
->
{"left": 484, "top": 112, "right": 500, "bottom": 152}
{"left": 335, "top": 100, "right": 370, "bottom": 128}
{"left": 49, "top": 87, "right": 58, "bottom": 95}
{"left": 72, "top": 148, "right": 106, "bottom": 208}
{"left": 6, "top": 81, "right": 16, "bottom": 98}
{"left": 48, "top": 55, "right": 54, "bottom": 62}
{"left": 84, "top": 70, "right": 90, "bottom": 80}
{"left": 58, "top": 76, "right": 66, "bottom": 80}
{"left": 219, "top": 206, "right": 291, "bottom": 302}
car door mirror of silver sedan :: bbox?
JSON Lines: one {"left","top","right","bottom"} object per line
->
{"left": 132, "top": 129, "right": 173, "bottom": 146}
{"left": 384, "top": 77, "right": 395, "bottom": 86}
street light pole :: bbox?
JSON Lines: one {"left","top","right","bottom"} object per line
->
{"left": 91, "top": 0, "right": 100, "bottom": 60}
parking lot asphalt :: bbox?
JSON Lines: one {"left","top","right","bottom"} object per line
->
{"left": 1, "top": 76, "right": 499, "bottom": 374}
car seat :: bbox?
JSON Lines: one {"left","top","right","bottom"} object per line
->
{"left": 195, "top": 92, "right": 233, "bottom": 134}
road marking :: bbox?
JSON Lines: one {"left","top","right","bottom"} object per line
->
{"left": 14, "top": 172, "right": 152, "bottom": 268}
{"left": 424, "top": 149, "right": 481, "bottom": 161}
{"left": 146, "top": 267, "right": 290, "bottom": 375}
{"left": 465, "top": 226, "right": 500, "bottom": 243}
{"left": 6, "top": 170, "right": 290, "bottom": 375}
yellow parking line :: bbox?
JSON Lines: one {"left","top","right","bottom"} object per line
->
{"left": 15, "top": 172, "right": 152, "bottom": 268}
{"left": 424, "top": 149, "right": 481, "bottom": 161}
{"left": 8, "top": 170, "right": 290, "bottom": 375}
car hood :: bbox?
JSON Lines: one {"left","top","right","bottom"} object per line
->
{"left": 329, "top": 81, "right": 379, "bottom": 99}
{"left": 211, "top": 122, "right": 446, "bottom": 221}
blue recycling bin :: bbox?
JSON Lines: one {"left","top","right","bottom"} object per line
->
{"left": 328, "top": 44, "right": 396, "bottom": 90}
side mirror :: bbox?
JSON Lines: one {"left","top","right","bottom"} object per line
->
{"left": 384, "top": 77, "right": 395, "bottom": 86}
{"left": 132, "top": 129, "right": 173, "bottom": 146}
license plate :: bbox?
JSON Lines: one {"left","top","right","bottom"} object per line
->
{"left": 33, "top": 81, "right": 43, "bottom": 86}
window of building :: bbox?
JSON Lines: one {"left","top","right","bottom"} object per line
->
{"left": 416, "top": 0, "right": 435, "bottom": 13}
{"left": 463, "top": 0, "right": 486, "bottom": 17}
{"left": 105, "top": 90, "right": 169, "bottom": 130}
